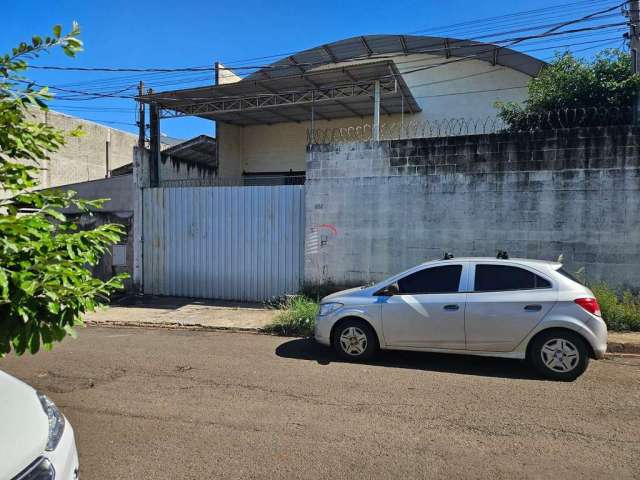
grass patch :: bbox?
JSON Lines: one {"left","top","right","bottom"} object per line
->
{"left": 590, "top": 283, "right": 640, "bottom": 331}
{"left": 264, "top": 295, "right": 319, "bottom": 337}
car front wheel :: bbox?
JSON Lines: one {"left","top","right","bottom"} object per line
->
{"left": 530, "top": 330, "right": 590, "bottom": 381}
{"left": 332, "top": 319, "right": 378, "bottom": 361}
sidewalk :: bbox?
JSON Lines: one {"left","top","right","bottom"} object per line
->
{"left": 85, "top": 296, "right": 640, "bottom": 354}
{"left": 84, "top": 295, "right": 278, "bottom": 331}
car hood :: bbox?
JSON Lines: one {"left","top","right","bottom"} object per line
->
{"left": 0, "top": 370, "right": 48, "bottom": 479}
{"left": 322, "top": 286, "right": 372, "bottom": 302}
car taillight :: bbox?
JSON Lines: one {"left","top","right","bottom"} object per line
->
{"left": 575, "top": 297, "right": 601, "bottom": 317}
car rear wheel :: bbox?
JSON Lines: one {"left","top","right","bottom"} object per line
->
{"left": 529, "top": 330, "right": 589, "bottom": 381}
{"left": 332, "top": 319, "right": 378, "bottom": 361}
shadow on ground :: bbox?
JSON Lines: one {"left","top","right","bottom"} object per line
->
{"left": 111, "top": 294, "right": 267, "bottom": 311}
{"left": 275, "top": 338, "right": 538, "bottom": 380}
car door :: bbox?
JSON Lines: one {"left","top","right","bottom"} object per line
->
{"left": 381, "top": 263, "right": 467, "bottom": 350}
{"left": 465, "top": 263, "right": 558, "bottom": 352}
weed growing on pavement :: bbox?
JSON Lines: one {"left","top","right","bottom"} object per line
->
{"left": 264, "top": 296, "right": 319, "bottom": 337}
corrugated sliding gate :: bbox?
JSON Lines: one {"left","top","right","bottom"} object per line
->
{"left": 142, "top": 185, "right": 305, "bottom": 301}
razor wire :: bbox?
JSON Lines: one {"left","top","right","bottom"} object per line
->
{"left": 307, "top": 106, "right": 633, "bottom": 144}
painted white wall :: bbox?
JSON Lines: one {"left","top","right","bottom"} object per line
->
{"left": 218, "top": 53, "right": 533, "bottom": 175}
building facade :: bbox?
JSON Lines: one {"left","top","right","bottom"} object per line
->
{"left": 142, "top": 34, "right": 544, "bottom": 180}
{"left": 26, "top": 109, "right": 138, "bottom": 187}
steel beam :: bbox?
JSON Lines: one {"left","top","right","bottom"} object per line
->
{"left": 288, "top": 56, "right": 306, "bottom": 73}
{"left": 158, "top": 79, "right": 397, "bottom": 119}
{"left": 373, "top": 80, "right": 380, "bottom": 141}
{"left": 360, "top": 36, "right": 373, "bottom": 56}
{"left": 322, "top": 44, "right": 339, "bottom": 63}
{"left": 399, "top": 35, "right": 409, "bottom": 55}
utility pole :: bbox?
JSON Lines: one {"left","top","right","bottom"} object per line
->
{"left": 628, "top": 0, "right": 640, "bottom": 123}
{"left": 137, "top": 81, "right": 145, "bottom": 149}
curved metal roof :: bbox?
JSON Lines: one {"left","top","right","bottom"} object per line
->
{"left": 246, "top": 34, "right": 545, "bottom": 80}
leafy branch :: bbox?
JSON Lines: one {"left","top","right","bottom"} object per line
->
{"left": 0, "top": 24, "right": 128, "bottom": 356}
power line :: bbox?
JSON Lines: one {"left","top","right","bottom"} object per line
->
{"left": 27, "top": 1, "right": 626, "bottom": 79}
{"left": 50, "top": 26, "right": 626, "bottom": 94}
{"left": 10, "top": 0, "right": 626, "bottom": 120}
{"left": 409, "top": 0, "right": 618, "bottom": 34}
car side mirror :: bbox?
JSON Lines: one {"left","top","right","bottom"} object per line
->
{"left": 375, "top": 282, "right": 399, "bottom": 296}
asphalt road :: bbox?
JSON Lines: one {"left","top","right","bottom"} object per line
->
{"left": 1, "top": 327, "right": 639, "bottom": 479}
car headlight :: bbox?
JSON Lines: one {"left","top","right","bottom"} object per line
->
{"left": 37, "top": 393, "right": 65, "bottom": 451}
{"left": 15, "top": 457, "right": 55, "bottom": 480}
{"left": 319, "top": 302, "right": 343, "bottom": 316}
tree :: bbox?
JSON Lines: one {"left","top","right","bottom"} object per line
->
{"left": 0, "top": 23, "right": 127, "bottom": 356}
{"left": 497, "top": 49, "right": 640, "bottom": 130}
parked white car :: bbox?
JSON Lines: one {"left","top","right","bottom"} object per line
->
{"left": 315, "top": 256, "right": 608, "bottom": 381}
{"left": 0, "top": 370, "right": 79, "bottom": 480}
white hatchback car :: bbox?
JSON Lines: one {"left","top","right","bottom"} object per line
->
{"left": 0, "top": 370, "right": 79, "bottom": 480}
{"left": 315, "top": 256, "right": 607, "bottom": 381}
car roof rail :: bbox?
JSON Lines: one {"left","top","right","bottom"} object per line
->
{"left": 443, "top": 251, "right": 455, "bottom": 260}
{"left": 496, "top": 250, "right": 509, "bottom": 259}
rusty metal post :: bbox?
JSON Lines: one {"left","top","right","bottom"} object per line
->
{"left": 148, "top": 88, "right": 160, "bottom": 187}
{"left": 137, "top": 81, "right": 145, "bottom": 149}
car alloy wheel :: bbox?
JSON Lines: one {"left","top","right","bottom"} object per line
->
{"left": 540, "top": 338, "right": 579, "bottom": 373}
{"left": 339, "top": 326, "right": 368, "bottom": 356}
{"left": 529, "top": 330, "right": 589, "bottom": 381}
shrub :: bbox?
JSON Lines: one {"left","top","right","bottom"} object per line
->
{"left": 496, "top": 49, "right": 640, "bottom": 130}
{"left": 264, "top": 295, "right": 319, "bottom": 337}
{"left": 590, "top": 283, "right": 640, "bottom": 332}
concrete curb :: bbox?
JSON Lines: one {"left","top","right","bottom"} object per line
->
{"left": 84, "top": 320, "right": 263, "bottom": 334}
{"left": 606, "top": 341, "right": 640, "bottom": 355}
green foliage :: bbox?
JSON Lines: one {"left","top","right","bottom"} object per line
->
{"left": 0, "top": 24, "right": 127, "bottom": 356}
{"left": 264, "top": 296, "right": 319, "bottom": 337}
{"left": 573, "top": 268, "right": 640, "bottom": 331}
{"left": 590, "top": 283, "right": 640, "bottom": 332}
{"left": 497, "top": 49, "right": 640, "bottom": 129}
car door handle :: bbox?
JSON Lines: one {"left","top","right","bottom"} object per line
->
{"left": 443, "top": 304, "right": 460, "bottom": 311}
{"left": 524, "top": 304, "right": 542, "bottom": 312}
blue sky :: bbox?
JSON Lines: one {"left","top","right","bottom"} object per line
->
{"left": 2, "top": 0, "right": 627, "bottom": 139}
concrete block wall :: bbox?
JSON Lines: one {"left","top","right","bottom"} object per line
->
{"left": 29, "top": 109, "right": 137, "bottom": 187}
{"left": 305, "top": 126, "right": 640, "bottom": 289}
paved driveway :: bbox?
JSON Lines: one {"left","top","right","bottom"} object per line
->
{"left": 1, "top": 327, "right": 639, "bottom": 479}
{"left": 84, "top": 296, "right": 278, "bottom": 330}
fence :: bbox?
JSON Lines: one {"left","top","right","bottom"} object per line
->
{"left": 307, "top": 107, "right": 633, "bottom": 145}
{"left": 142, "top": 185, "right": 305, "bottom": 301}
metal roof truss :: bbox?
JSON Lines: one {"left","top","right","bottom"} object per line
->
{"left": 159, "top": 78, "right": 398, "bottom": 119}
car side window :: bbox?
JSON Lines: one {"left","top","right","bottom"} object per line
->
{"left": 474, "top": 265, "right": 551, "bottom": 292}
{"left": 397, "top": 265, "right": 462, "bottom": 294}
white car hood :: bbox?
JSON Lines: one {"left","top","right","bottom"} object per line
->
{"left": 322, "top": 286, "right": 365, "bottom": 302}
{"left": 0, "top": 370, "right": 48, "bottom": 479}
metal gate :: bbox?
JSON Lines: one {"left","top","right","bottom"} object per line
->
{"left": 142, "top": 185, "right": 305, "bottom": 301}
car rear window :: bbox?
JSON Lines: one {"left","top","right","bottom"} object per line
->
{"left": 474, "top": 265, "right": 551, "bottom": 292}
{"left": 555, "top": 267, "right": 585, "bottom": 285}
{"left": 397, "top": 265, "right": 462, "bottom": 294}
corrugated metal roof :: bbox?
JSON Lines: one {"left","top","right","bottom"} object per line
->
{"left": 162, "top": 134, "right": 216, "bottom": 166}
{"left": 139, "top": 34, "right": 544, "bottom": 126}
{"left": 141, "top": 60, "right": 420, "bottom": 125}
{"left": 248, "top": 34, "right": 545, "bottom": 80}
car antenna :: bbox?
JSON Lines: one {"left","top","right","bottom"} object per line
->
{"left": 496, "top": 250, "right": 509, "bottom": 259}
{"left": 443, "top": 251, "right": 455, "bottom": 260}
